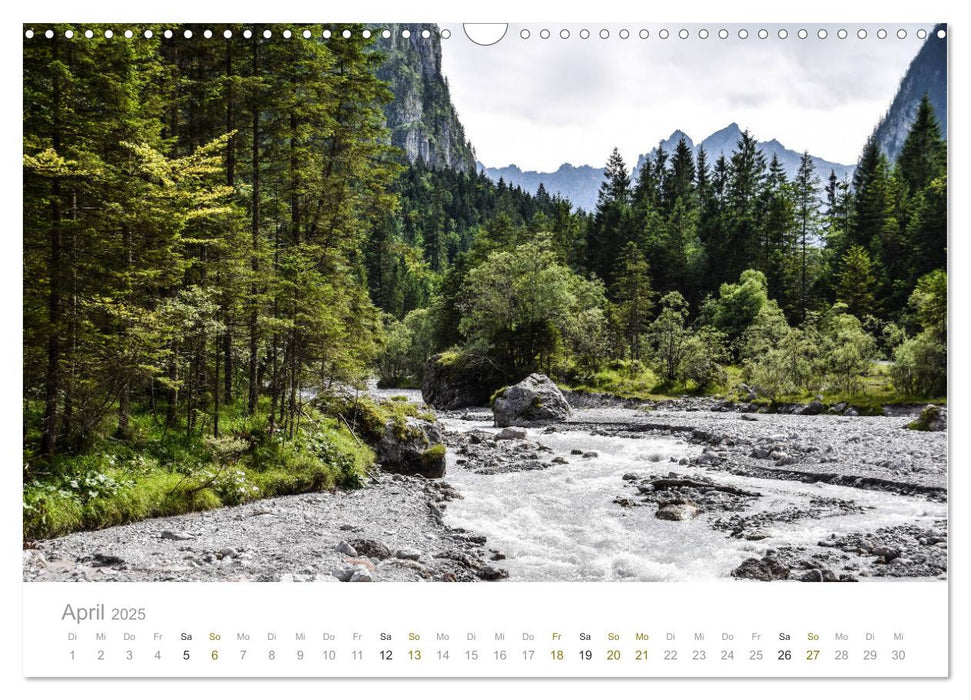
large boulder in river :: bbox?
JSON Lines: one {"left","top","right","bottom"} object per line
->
{"left": 376, "top": 416, "right": 446, "bottom": 478}
{"left": 492, "top": 374, "right": 572, "bottom": 427}
{"left": 421, "top": 352, "right": 501, "bottom": 410}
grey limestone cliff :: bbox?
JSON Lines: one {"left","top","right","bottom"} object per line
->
{"left": 376, "top": 24, "right": 476, "bottom": 173}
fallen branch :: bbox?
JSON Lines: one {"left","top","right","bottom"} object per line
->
{"left": 649, "top": 478, "right": 761, "bottom": 497}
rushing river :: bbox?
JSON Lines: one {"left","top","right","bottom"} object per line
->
{"left": 368, "top": 387, "right": 946, "bottom": 582}
{"left": 438, "top": 417, "right": 945, "bottom": 582}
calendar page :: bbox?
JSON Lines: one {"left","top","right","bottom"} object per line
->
{"left": 20, "top": 18, "right": 949, "bottom": 681}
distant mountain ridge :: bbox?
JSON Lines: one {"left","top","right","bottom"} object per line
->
{"left": 481, "top": 124, "right": 856, "bottom": 211}
{"left": 872, "top": 23, "right": 947, "bottom": 162}
{"left": 479, "top": 161, "right": 606, "bottom": 212}
{"left": 632, "top": 123, "right": 856, "bottom": 188}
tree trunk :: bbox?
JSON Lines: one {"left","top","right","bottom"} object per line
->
{"left": 117, "top": 224, "right": 133, "bottom": 439}
{"left": 166, "top": 346, "right": 179, "bottom": 428}
{"left": 223, "top": 330, "right": 233, "bottom": 402}
{"left": 63, "top": 185, "right": 79, "bottom": 442}
{"left": 223, "top": 39, "right": 236, "bottom": 405}
{"left": 247, "top": 36, "right": 261, "bottom": 415}
{"left": 41, "top": 35, "right": 63, "bottom": 457}
{"left": 213, "top": 335, "right": 221, "bottom": 437}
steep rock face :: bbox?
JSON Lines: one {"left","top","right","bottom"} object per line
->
{"left": 377, "top": 24, "right": 476, "bottom": 173}
{"left": 872, "top": 24, "right": 947, "bottom": 162}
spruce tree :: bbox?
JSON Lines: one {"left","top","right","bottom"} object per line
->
{"left": 898, "top": 94, "right": 946, "bottom": 195}
{"left": 724, "top": 130, "right": 766, "bottom": 283}
{"left": 589, "top": 148, "right": 633, "bottom": 287}
{"left": 837, "top": 245, "right": 878, "bottom": 318}
{"left": 663, "top": 137, "right": 696, "bottom": 212}
{"left": 611, "top": 241, "right": 655, "bottom": 360}
{"left": 792, "top": 152, "right": 821, "bottom": 321}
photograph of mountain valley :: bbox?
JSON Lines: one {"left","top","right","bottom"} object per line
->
{"left": 23, "top": 23, "right": 947, "bottom": 583}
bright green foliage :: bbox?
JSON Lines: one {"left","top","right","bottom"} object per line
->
{"left": 837, "top": 245, "right": 878, "bottom": 318}
{"left": 891, "top": 268, "right": 947, "bottom": 396}
{"left": 908, "top": 269, "right": 947, "bottom": 338}
{"left": 565, "top": 307, "right": 611, "bottom": 379}
{"left": 647, "top": 292, "right": 691, "bottom": 382}
{"left": 744, "top": 327, "right": 824, "bottom": 400}
{"left": 744, "top": 309, "right": 877, "bottom": 400}
{"left": 821, "top": 311, "right": 878, "bottom": 394}
{"left": 561, "top": 360, "right": 660, "bottom": 399}
{"left": 23, "top": 399, "right": 371, "bottom": 539}
{"left": 678, "top": 327, "right": 728, "bottom": 390}
{"left": 459, "top": 236, "right": 606, "bottom": 377}
{"left": 376, "top": 308, "right": 437, "bottom": 388}
{"left": 706, "top": 269, "right": 772, "bottom": 354}
{"left": 645, "top": 291, "right": 728, "bottom": 390}
{"left": 739, "top": 302, "right": 791, "bottom": 362}
{"left": 892, "top": 333, "right": 946, "bottom": 397}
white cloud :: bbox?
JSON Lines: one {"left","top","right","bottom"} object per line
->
{"left": 441, "top": 23, "right": 935, "bottom": 171}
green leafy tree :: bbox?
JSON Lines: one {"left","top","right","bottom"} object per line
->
{"left": 739, "top": 302, "right": 790, "bottom": 362}
{"left": 891, "top": 333, "right": 946, "bottom": 397}
{"left": 822, "top": 311, "right": 877, "bottom": 394}
{"left": 678, "top": 327, "right": 728, "bottom": 390}
{"left": 891, "top": 269, "right": 946, "bottom": 396}
{"left": 376, "top": 308, "right": 437, "bottom": 388}
{"left": 647, "top": 292, "right": 690, "bottom": 382}
{"left": 744, "top": 326, "right": 824, "bottom": 400}
{"left": 706, "top": 269, "right": 772, "bottom": 355}
{"left": 460, "top": 236, "right": 605, "bottom": 377}
{"left": 565, "top": 307, "right": 611, "bottom": 379}
{"left": 908, "top": 269, "right": 947, "bottom": 339}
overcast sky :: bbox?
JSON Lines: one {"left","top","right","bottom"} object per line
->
{"left": 440, "top": 23, "right": 936, "bottom": 171}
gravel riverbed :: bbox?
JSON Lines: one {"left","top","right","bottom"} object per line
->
{"left": 24, "top": 397, "right": 947, "bottom": 583}
{"left": 23, "top": 474, "right": 501, "bottom": 583}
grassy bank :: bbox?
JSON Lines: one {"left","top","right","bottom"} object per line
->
{"left": 23, "top": 397, "right": 376, "bottom": 541}
{"left": 558, "top": 360, "right": 945, "bottom": 411}
{"left": 558, "top": 361, "right": 742, "bottom": 401}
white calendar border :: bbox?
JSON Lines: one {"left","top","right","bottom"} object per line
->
{"left": 3, "top": 0, "right": 963, "bottom": 696}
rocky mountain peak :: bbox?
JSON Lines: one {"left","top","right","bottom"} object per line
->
{"left": 872, "top": 23, "right": 947, "bottom": 162}
{"left": 376, "top": 23, "right": 477, "bottom": 173}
